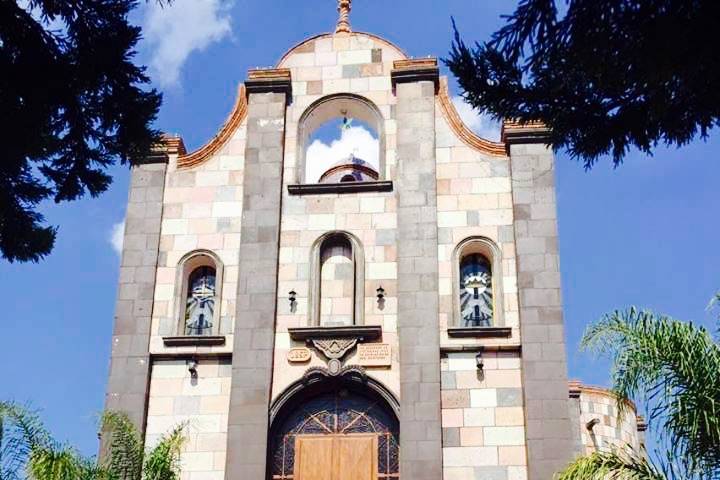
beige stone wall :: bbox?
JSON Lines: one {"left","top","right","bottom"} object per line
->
{"left": 148, "top": 121, "right": 248, "bottom": 356}
{"left": 434, "top": 111, "right": 520, "bottom": 349}
{"left": 146, "top": 358, "right": 231, "bottom": 480}
{"left": 271, "top": 33, "right": 406, "bottom": 402}
{"left": 441, "top": 352, "right": 528, "bottom": 480}
{"left": 574, "top": 386, "right": 643, "bottom": 455}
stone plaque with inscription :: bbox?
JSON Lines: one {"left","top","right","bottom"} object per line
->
{"left": 357, "top": 343, "right": 391, "bottom": 367}
{"left": 287, "top": 347, "right": 311, "bottom": 363}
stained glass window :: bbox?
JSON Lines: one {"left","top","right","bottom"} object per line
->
{"left": 459, "top": 253, "right": 493, "bottom": 327}
{"left": 185, "top": 266, "right": 216, "bottom": 335}
{"left": 271, "top": 390, "right": 399, "bottom": 479}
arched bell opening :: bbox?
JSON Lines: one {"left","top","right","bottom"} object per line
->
{"left": 268, "top": 368, "right": 399, "bottom": 480}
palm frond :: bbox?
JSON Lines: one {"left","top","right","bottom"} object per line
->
{"left": 556, "top": 450, "right": 665, "bottom": 480}
{"left": 581, "top": 308, "right": 720, "bottom": 475}
{"left": 0, "top": 402, "right": 52, "bottom": 480}
{"left": 27, "top": 445, "right": 84, "bottom": 480}
{"left": 99, "top": 412, "right": 143, "bottom": 480}
{"left": 142, "top": 424, "right": 185, "bottom": 480}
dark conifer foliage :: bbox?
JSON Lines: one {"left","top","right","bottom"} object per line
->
{"left": 446, "top": 1, "right": 720, "bottom": 167}
{"left": 0, "top": 0, "right": 162, "bottom": 262}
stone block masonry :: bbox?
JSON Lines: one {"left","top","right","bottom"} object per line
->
{"left": 105, "top": 159, "right": 168, "bottom": 432}
{"left": 225, "top": 88, "right": 288, "bottom": 480}
{"left": 395, "top": 77, "right": 443, "bottom": 480}
{"left": 507, "top": 135, "right": 574, "bottom": 479}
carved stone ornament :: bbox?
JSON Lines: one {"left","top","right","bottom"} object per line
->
{"left": 310, "top": 338, "right": 359, "bottom": 374}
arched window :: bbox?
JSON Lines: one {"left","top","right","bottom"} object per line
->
{"left": 175, "top": 251, "right": 223, "bottom": 336}
{"left": 185, "top": 266, "right": 216, "bottom": 335}
{"left": 298, "top": 94, "right": 385, "bottom": 184}
{"left": 309, "top": 231, "right": 364, "bottom": 326}
{"left": 320, "top": 235, "right": 354, "bottom": 326}
{"left": 340, "top": 174, "right": 356, "bottom": 182}
{"left": 459, "top": 254, "right": 493, "bottom": 327}
{"left": 453, "top": 237, "right": 504, "bottom": 327}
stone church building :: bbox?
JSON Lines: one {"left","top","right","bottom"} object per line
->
{"left": 105, "top": 2, "right": 644, "bottom": 479}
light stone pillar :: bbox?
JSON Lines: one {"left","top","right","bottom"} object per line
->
{"left": 504, "top": 123, "right": 574, "bottom": 479}
{"left": 225, "top": 69, "right": 291, "bottom": 480}
{"left": 391, "top": 59, "right": 443, "bottom": 480}
{"left": 104, "top": 138, "right": 181, "bottom": 433}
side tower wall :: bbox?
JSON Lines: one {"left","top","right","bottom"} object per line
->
{"left": 394, "top": 71, "right": 443, "bottom": 479}
{"left": 505, "top": 125, "right": 574, "bottom": 479}
{"left": 105, "top": 153, "right": 171, "bottom": 432}
{"left": 225, "top": 76, "right": 291, "bottom": 479}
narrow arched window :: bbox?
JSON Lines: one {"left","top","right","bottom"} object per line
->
{"left": 459, "top": 254, "right": 493, "bottom": 327}
{"left": 320, "top": 235, "right": 354, "bottom": 326}
{"left": 309, "top": 231, "right": 365, "bottom": 327}
{"left": 185, "top": 265, "right": 216, "bottom": 335}
{"left": 453, "top": 237, "right": 504, "bottom": 328}
{"left": 175, "top": 250, "right": 224, "bottom": 337}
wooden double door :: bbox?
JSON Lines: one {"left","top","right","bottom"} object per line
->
{"left": 270, "top": 390, "right": 399, "bottom": 480}
{"left": 294, "top": 434, "right": 378, "bottom": 480}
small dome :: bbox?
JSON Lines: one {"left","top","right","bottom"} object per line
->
{"left": 318, "top": 153, "right": 379, "bottom": 183}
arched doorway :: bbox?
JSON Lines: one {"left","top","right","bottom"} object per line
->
{"left": 269, "top": 369, "right": 399, "bottom": 480}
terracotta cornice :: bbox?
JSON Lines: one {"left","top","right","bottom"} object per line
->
{"left": 245, "top": 68, "right": 292, "bottom": 102}
{"left": 247, "top": 68, "right": 292, "bottom": 81}
{"left": 393, "top": 58, "right": 438, "bottom": 70}
{"left": 177, "top": 84, "right": 248, "bottom": 169}
{"left": 568, "top": 380, "right": 638, "bottom": 411}
{"left": 136, "top": 135, "right": 185, "bottom": 165}
{"left": 161, "top": 135, "right": 187, "bottom": 156}
{"left": 437, "top": 78, "right": 507, "bottom": 157}
{"left": 501, "top": 119, "right": 551, "bottom": 145}
{"left": 391, "top": 58, "right": 439, "bottom": 91}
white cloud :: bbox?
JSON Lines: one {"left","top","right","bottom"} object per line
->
{"left": 305, "top": 126, "right": 379, "bottom": 182}
{"left": 141, "top": 0, "right": 233, "bottom": 88}
{"left": 110, "top": 220, "right": 125, "bottom": 255}
{"left": 451, "top": 96, "right": 501, "bottom": 141}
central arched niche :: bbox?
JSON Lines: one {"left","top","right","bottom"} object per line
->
{"left": 269, "top": 368, "right": 399, "bottom": 480}
{"left": 297, "top": 93, "right": 386, "bottom": 184}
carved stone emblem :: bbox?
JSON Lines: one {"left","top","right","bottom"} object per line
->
{"left": 310, "top": 338, "right": 358, "bottom": 374}
{"left": 287, "top": 325, "right": 382, "bottom": 376}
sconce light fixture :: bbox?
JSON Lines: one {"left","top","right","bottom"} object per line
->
{"left": 475, "top": 351, "right": 484, "bottom": 372}
{"left": 376, "top": 286, "right": 385, "bottom": 300}
{"left": 586, "top": 418, "right": 600, "bottom": 431}
{"left": 289, "top": 290, "right": 297, "bottom": 313}
{"left": 187, "top": 357, "right": 198, "bottom": 378}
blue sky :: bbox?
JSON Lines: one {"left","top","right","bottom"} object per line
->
{"left": 1, "top": 0, "right": 718, "bottom": 456}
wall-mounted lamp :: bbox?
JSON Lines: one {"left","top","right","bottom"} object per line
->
{"left": 289, "top": 290, "right": 297, "bottom": 313}
{"left": 187, "top": 357, "right": 198, "bottom": 378}
{"left": 475, "top": 351, "right": 484, "bottom": 372}
{"left": 586, "top": 418, "right": 600, "bottom": 431}
{"left": 376, "top": 286, "right": 386, "bottom": 310}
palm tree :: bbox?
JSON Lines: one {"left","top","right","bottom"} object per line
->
{"left": 0, "top": 402, "right": 51, "bottom": 480}
{"left": 1, "top": 404, "right": 184, "bottom": 480}
{"left": 557, "top": 306, "right": 720, "bottom": 479}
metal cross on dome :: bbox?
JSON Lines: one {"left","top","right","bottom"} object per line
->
{"left": 335, "top": 0, "right": 352, "bottom": 34}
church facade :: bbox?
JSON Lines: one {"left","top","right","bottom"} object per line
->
{"left": 104, "top": 3, "right": 644, "bottom": 479}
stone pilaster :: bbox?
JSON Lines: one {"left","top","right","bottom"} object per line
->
{"left": 104, "top": 143, "right": 174, "bottom": 432}
{"left": 392, "top": 59, "right": 443, "bottom": 480}
{"left": 225, "top": 69, "right": 291, "bottom": 480}
{"left": 504, "top": 122, "right": 574, "bottom": 479}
